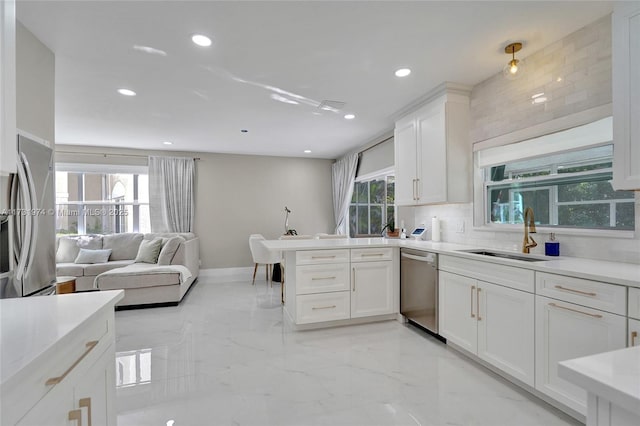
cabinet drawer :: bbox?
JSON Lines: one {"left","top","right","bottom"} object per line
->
{"left": 296, "top": 292, "right": 350, "bottom": 324}
{"left": 296, "top": 264, "right": 350, "bottom": 295}
{"left": 536, "top": 272, "right": 626, "bottom": 315}
{"left": 629, "top": 287, "right": 640, "bottom": 320}
{"left": 351, "top": 247, "right": 393, "bottom": 262}
{"left": 296, "top": 249, "right": 349, "bottom": 265}
{"left": 1, "top": 314, "right": 110, "bottom": 426}
{"left": 439, "top": 255, "right": 534, "bottom": 293}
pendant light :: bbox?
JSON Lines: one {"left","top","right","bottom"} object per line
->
{"left": 503, "top": 42, "right": 523, "bottom": 80}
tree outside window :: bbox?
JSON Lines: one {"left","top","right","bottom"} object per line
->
{"left": 349, "top": 173, "right": 395, "bottom": 237}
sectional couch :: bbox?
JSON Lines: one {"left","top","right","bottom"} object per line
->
{"left": 55, "top": 232, "right": 199, "bottom": 308}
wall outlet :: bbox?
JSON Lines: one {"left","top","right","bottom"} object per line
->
{"left": 456, "top": 219, "right": 465, "bottom": 233}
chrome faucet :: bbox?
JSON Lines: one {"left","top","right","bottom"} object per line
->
{"left": 522, "top": 207, "right": 537, "bottom": 254}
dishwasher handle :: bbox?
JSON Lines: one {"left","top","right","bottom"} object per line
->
{"left": 401, "top": 252, "right": 436, "bottom": 264}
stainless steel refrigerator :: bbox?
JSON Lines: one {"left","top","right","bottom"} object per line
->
{"left": 0, "top": 134, "right": 56, "bottom": 298}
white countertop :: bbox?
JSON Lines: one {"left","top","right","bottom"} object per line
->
{"left": 0, "top": 290, "right": 124, "bottom": 385}
{"left": 559, "top": 346, "right": 640, "bottom": 416}
{"left": 262, "top": 238, "right": 640, "bottom": 288}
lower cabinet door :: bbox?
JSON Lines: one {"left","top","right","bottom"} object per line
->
{"left": 439, "top": 271, "right": 477, "bottom": 353}
{"left": 535, "top": 295, "right": 627, "bottom": 415}
{"left": 17, "top": 378, "right": 75, "bottom": 426}
{"left": 351, "top": 261, "right": 394, "bottom": 318}
{"left": 73, "top": 343, "right": 117, "bottom": 426}
{"left": 477, "top": 281, "right": 534, "bottom": 386}
{"left": 296, "top": 292, "right": 350, "bottom": 324}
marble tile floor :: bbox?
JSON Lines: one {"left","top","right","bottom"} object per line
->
{"left": 114, "top": 276, "right": 582, "bottom": 426}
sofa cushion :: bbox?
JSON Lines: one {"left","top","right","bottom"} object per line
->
{"left": 134, "top": 238, "right": 163, "bottom": 264}
{"left": 75, "top": 248, "right": 112, "bottom": 264}
{"left": 103, "top": 233, "right": 143, "bottom": 260}
{"left": 56, "top": 235, "right": 103, "bottom": 263}
{"left": 157, "top": 236, "right": 185, "bottom": 265}
{"left": 83, "top": 260, "right": 135, "bottom": 276}
{"left": 96, "top": 265, "right": 182, "bottom": 290}
{"left": 144, "top": 232, "right": 195, "bottom": 241}
{"left": 56, "top": 263, "right": 85, "bottom": 276}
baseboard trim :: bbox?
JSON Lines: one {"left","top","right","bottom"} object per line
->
{"left": 199, "top": 267, "right": 254, "bottom": 283}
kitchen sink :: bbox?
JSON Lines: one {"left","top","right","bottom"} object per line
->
{"left": 458, "top": 249, "right": 547, "bottom": 262}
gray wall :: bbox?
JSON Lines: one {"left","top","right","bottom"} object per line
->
{"left": 16, "top": 21, "right": 54, "bottom": 144}
{"left": 56, "top": 145, "right": 336, "bottom": 268}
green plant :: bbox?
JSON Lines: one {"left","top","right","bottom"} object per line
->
{"left": 381, "top": 218, "right": 395, "bottom": 233}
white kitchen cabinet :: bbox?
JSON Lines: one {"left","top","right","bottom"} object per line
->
{"left": 612, "top": 1, "right": 640, "bottom": 190}
{"left": 0, "top": 0, "right": 16, "bottom": 175}
{"left": 351, "top": 260, "right": 394, "bottom": 318}
{"left": 17, "top": 343, "right": 116, "bottom": 426}
{"left": 394, "top": 84, "right": 471, "bottom": 206}
{"left": 439, "top": 270, "right": 535, "bottom": 386}
{"left": 535, "top": 295, "right": 627, "bottom": 415}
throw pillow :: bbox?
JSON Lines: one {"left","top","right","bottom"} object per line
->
{"left": 134, "top": 238, "right": 163, "bottom": 264}
{"left": 103, "top": 233, "right": 144, "bottom": 260}
{"left": 74, "top": 248, "right": 112, "bottom": 264}
{"left": 56, "top": 237, "right": 81, "bottom": 263}
{"left": 157, "top": 236, "right": 185, "bottom": 265}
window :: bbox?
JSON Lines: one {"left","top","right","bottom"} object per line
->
{"left": 482, "top": 144, "right": 635, "bottom": 231}
{"left": 349, "top": 171, "right": 395, "bottom": 237}
{"left": 55, "top": 167, "right": 150, "bottom": 235}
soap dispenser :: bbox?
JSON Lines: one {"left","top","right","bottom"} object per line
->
{"left": 545, "top": 233, "right": 560, "bottom": 256}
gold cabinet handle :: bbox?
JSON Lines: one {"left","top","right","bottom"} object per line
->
{"left": 362, "top": 253, "right": 384, "bottom": 257}
{"left": 632, "top": 331, "right": 638, "bottom": 346}
{"left": 412, "top": 179, "right": 416, "bottom": 200}
{"left": 311, "top": 255, "right": 336, "bottom": 259}
{"left": 311, "top": 276, "right": 336, "bottom": 281}
{"left": 554, "top": 285, "right": 597, "bottom": 297}
{"left": 470, "top": 285, "right": 476, "bottom": 318}
{"left": 548, "top": 302, "right": 603, "bottom": 318}
{"left": 312, "top": 305, "right": 336, "bottom": 310}
{"left": 415, "top": 178, "right": 420, "bottom": 200}
{"left": 68, "top": 408, "right": 82, "bottom": 426}
{"left": 79, "top": 398, "right": 92, "bottom": 426}
{"left": 46, "top": 341, "right": 99, "bottom": 385}
{"left": 477, "top": 287, "right": 482, "bottom": 321}
{"left": 352, "top": 267, "right": 356, "bottom": 292}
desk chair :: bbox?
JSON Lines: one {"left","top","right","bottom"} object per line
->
{"left": 248, "top": 234, "right": 281, "bottom": 286}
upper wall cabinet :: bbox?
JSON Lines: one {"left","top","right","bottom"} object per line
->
{"left": 612, "top": 1, "right": 640, "bottom": 190}
{"left": 0, "top": 0, "right": 16, "bottom": 175}
{"left": 394, "top": 84, "right": 471, "bottom": 206}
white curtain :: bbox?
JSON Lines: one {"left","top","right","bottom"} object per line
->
{"left": 331, "top": 152, "right": 359, "bottom": 235}
{"left": 148, "top": 156, "right": 195, "bottom": 233}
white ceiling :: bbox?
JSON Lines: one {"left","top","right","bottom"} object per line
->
{"left": 17, "top": 1, "right": 613, "bottom": 159}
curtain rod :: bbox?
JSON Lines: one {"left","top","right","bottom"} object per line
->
{"left": 359, "top": 135, "right": 393, "bottom": 155}
{"left": 56, "top": 151, "right": 201, "bottom": 161}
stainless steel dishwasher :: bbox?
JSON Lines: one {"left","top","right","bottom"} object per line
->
{"left": 400, "top": 248, "right": 440, "bottom": 336}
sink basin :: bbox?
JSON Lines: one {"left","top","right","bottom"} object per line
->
{"left": 459, "top": 249, "right": 547, "bottom": 262}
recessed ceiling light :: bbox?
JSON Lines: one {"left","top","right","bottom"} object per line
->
{"left": 163, "top": 141, "right": 173, "bottom": 145}
{"left": 117, "top": 88, "right": 136, "bottom": 96}
{"left": 344, "top": 114, "right": 355, "bottom": 120}
{"left": 240, "top": 129, "right": 248, "bottom": 133}
{"left": 191, "top": 34, "right": 212, "bottom": 47}
{"left": 395, "top": 68, "right": 411, "bottom": 77}
{"left": 304, "top": 150, "right": 312, "bottom": 154}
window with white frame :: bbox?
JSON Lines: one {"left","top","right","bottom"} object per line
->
{"left": 349, "top": 170, "right": 395, "bottom": 237}
{"left": 477, "top": 118, "right": 635, "bottom": 231}
{"left": 55, "top": 165, "right": 150, "bottom": 235}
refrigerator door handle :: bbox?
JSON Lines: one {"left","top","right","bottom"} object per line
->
{"left": 20, "top": 153, "right": 39, "bottom": 280}
{"left": 14, "top": 157, "right": 33, "bottom": 282}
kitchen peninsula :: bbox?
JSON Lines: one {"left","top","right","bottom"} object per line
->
{"left": 1, "top": 290, "right": 124, "bottom": 425}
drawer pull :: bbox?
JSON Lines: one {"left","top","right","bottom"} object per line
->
{"left": 68, "top": 409, "right": 82, "bottom": 426}
{"left": 45, "top": 340, "right": 99, "bottom": 385}
{"left": 312, "top": 305, "right": 336, "bottom": 310}
{"left": 632, "top": 331, "right": 638, "bottom": 346}
{"left": 311, "top": 276, "right": 336, "bottom": 281}
{"left": 548, "top": 303, "right": 603, "bottom": 318}
{"left": 554, "top": 285, "right": 597, "bottom": 297}
{"left": 80, "top": 398, "right": 92, "bottom": 426}
{"left": 470, "top": 285, "right": 476, "bottom": 318}
{"left": 311, "top": 255, "right": 336, "bottom": 259}
{"left": 361, "top": 253, "right": 384, "bottom": 257}
{"left": 477, "top": 287, "right": 482, "bottom": 321}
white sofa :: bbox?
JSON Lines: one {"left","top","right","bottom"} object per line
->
{"left": 55, "top": 232, "right": 199, "bottom": 308}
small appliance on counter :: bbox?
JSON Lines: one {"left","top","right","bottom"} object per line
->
{"left": 410, "top": 227, "right": 427, "bottom": 240}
